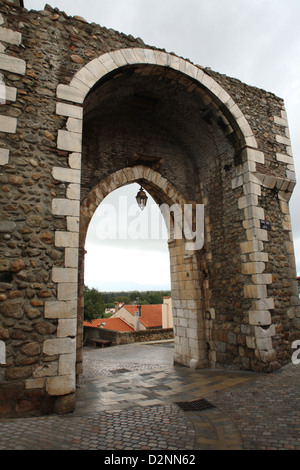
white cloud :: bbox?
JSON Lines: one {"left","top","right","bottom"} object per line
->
{"left": 25, "top": 0, "right": 300, "bottom": 285}
{"left": 84, "top": 244, "right": 171, "bottom": 291}
{"left": 85, "top": 184, "right": 171, "bottom": 290}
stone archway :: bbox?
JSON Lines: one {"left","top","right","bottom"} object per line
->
{"left": 77, "top": 166, "right": 207, "bottom": 376}
{"left": 1, "top": 4, "right": 298, "bottom": 419}
{"left": 52, "top": 47, "right": 281, "bottom": 386}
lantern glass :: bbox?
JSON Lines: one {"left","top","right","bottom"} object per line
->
{"left": 136, "top": 187, "right": 148, "bottom": 211}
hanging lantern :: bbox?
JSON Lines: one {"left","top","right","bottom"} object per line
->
{"left": 136, "top": 186, "right": 148, "bottom": 211}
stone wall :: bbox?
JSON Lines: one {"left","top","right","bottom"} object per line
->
{"left": 0, "top": 1, "right": 299, "bottom": 418}
{"left": 84, "top": 326, "right": 174, "bottom": 347}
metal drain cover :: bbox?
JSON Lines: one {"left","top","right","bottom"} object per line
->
{"left": 175, "top": 398, "right": 216, "bottom": 412}
{"left": 111, "top": 368, "right": 130, "bottom": 374}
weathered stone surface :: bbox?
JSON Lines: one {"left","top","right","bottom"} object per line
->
{"left": 40, "top": 231, "right": 53, "bottom": 244}
{"left": 5, "top": 366, "right": 32, "bottom": 380}
{"left": 34, "top": 322, "right": 57, "bottom": 335}
{"left": 25, "top": 308, "right": 42, "bottom": 320}
{"left": 0, "top": 26, "right": 22, "bottom": 45}
{"left": 57, "top": 319, "right": 77, "bottom": 338}
{"left": 70, "top": 54, "right": 85, "bottom": 64}
{"left": 25, "top": 378, "right": 45, "bottom": 390}
{"left": 56, "top": 102, "right": 83, "bottom": 119}
{"left": 51, "top": 268, "right": 78, "bottom": 283}
{"left": 44, "top": 300, "right": 77, "bottom": 319}
{"left": 33, "top": 363, "right": 58, "bottom": 378}
{"left": 0, "top": 299, "right": 24, "bottom": 319}
{"left": 10, "top": 258, "right": 25, "bottom": 272}
{"left": 43, "top": 338, "right": 76, "bottom": 356}
{"left": 47, "top": 249, "right": 63, "bottom": 261}
{"left": 0, "top": 148, "right": 10, "bottom": 165}
{"left": 57, "top": 84, "right": 85, "bottom": 104}
{"left": 7, "top": 290, "right": 22, "bottom": 300}
{"left": 52, "top": 392, "right": 75, "bottom": 414}
{"left": 0, "top": 53, "right": 26, "bottom": 74}
{"left": 46, "top": 375, "right": 76, "bottom": 396}
{"left": 21, "top": 342, "right": 41, "bottom": 357}
{"left": 52, "top": 167, "right": 81, "bottom": 183}
{"left": 0, "top": 114, "right": 17, "bottom": 133}
{"left": 0, "top": 221, "right": 16, "bottom": 233}
{"left": 57, "top": 130, "right": 82, "bottom": 152}
{"left": 0, "top": 260, "right": 10, "bottom": 272}
{"left": 57, "top": 283, "right": 78, "bottom": 301}
{"left": 0, "top": 326, "right": 9, "bottom": 340}
{"left": 52, "top": 198, "right": 80, "bottom": 217}
{"left": 37, "top": 290, "right": 52, "bottom": 299}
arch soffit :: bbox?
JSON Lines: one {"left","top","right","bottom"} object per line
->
{"left": 56, "top": 47, "right": 258, "bottom": 151}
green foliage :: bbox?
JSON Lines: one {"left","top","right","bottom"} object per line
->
{"left": 115, "top": 295, "right": 131, "bottom": 305}
{"left": 101, "top": 289, "right": 171, "bottom": 307}
{"left": 84, "top": 286, "right": 171, "bottom": 321}
{"left": 83, "top": 286, "right": 105, "bottom": 322}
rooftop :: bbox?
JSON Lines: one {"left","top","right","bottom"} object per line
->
{"left": 123, "top": 304, "right": 162, "bottom": 329}
{"left": 83, "top": 317, "right": 134, "bottom": 332}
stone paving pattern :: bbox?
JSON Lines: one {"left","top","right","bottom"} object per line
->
{"left": 0, "top": 342, "right": 300, "bottom": 450}
{"left": 209, "top": 362, "right": 300, "bottom": 450}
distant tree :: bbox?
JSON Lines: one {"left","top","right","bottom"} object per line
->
{"left": 83, "top": 286, "right": 105, "bottom": 322}
{"left": 129, "top": 291, "right": 140, "bottom": 302}
{"left": 115, "top": 295, "right": 131, "bottom": 304}
{"left": 147, "top": 292, "right": 163, "bottom": 304}
{"left": 84, "top": 289, "right": 171, "bottom": 316}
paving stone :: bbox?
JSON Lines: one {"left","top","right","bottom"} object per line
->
{"left": 0, "top": 343, "right": 300, "bottom": 450}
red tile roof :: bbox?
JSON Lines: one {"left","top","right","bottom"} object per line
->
{"left": 123, "top": 304, "right": 162, "bottom": 328}
{"left": 83, "top": 317, "right": 134, "bottom": 332}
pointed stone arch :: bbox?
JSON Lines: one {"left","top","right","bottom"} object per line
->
{"left": 77, "top": 165, "right": 207, "bottom": 371}
{"left": 79, "top": 165, "right": 189, "bottom": 247}
{"left": 56, "top": 47, "right": 259, "bottom": 151}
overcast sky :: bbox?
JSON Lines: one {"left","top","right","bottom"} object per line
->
{"left": 26, "top": 0, "right": 300, "bottom": 290}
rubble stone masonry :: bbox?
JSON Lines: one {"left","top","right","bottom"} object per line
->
{"left": 0, "top": 1, "right": 299, "bottom": 417}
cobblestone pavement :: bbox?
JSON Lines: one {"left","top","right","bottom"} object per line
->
{"left": 208, "top": 362, "right": 300, "bottom": 450}
{"left": 0, "top": 341, "right": 300, "bottom": 451}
